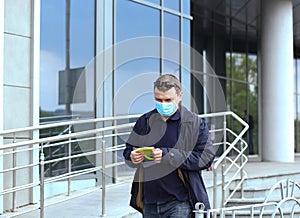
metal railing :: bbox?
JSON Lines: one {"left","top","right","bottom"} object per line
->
{"left": 195, "top": 200, "right": 300, "bottom": 218}
{"left": 199, "top": 111, "right": 249, "bottom": 208}
{"left": 194, "top": 179, "right": 300, "bottom": 218}
{"left": 0, "top": 111, "right": 248, "bottom": 217}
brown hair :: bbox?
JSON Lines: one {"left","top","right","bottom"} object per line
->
{"left": 153, "top": 74, "right": 182, "bottom": 94}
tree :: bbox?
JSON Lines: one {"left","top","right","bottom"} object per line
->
{"left": 226, "top": 53, "right": 258, "bottom": 153}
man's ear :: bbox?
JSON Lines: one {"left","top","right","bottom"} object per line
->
{"left": 178, "top": 91, "right": 183, "bottom": 101}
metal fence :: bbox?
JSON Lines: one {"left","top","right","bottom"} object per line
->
{"left": 194, "top": 179, "right": 300, "bottom": 218}
{"left": 0, "top": 111, "right": 249, "bottom": 217}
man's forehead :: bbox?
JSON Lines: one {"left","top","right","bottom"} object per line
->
{"left": 154, "top": 87, "right": 177, "bottom": 96}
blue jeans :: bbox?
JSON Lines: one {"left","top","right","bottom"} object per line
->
{"left": 143, "top": 199, "right": 192, "bottom": 218}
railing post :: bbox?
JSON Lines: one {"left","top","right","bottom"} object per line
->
{"left": 240, "top": 148, "right": 244, "bottom": 198}
{"left": 195, "top": 202, "right": 205, "bottom": 218}
{"left": 223, "top": 115, "right": 227, "bottom": 162}
{"left": 112, "top": 119, "right": 117, "bottom": 184}
{"left": 213, "top": 168, "right": 217, "bottom": 209}
{"left": 250, "top": 206, "right": 254, "bottom": 217}
{"left": 67, "top": 125, "right": 72, "bottom": 196}
{"left": 39, "top": 143, "right": 45, "bottom": 218}
{"left": 101, "top": 137, "right": 106, "bottom": 217}
{"left": 221, "top": 164, "right": 225, "bottom": 207}
{"left": 12, "top": 133, "right": 17, "bottom": 212}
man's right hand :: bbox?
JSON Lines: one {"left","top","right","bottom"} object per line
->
{"left": 130, "top": 150, "right": 144, "bottom": 164}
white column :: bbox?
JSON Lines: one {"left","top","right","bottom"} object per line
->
{"left": 261, "top": 0, "right": 294, "bottom": 162}
{"left": 0, "top": 0, "right": 4, "bottom": 213}
{"left": 30, "top": 0, "right": 41, "bottom": 204}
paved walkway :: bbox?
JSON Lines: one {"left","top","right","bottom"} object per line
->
{"left": 8, "top": 181, "right": 139, "bottom": 218}
{"left": 4, "top": 160, "right": 300, "bottom": 218}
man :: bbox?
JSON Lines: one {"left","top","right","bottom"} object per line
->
{"left": 123, "top": 74, "right": 215, "bottom": 217}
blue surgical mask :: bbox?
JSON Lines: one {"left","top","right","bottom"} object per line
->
{"left": 155, "top": 101, "right": 176, "bottom": 117}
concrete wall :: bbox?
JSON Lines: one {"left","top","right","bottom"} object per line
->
{"left": 1, "top": 0, "right": 40, "bottom": 212}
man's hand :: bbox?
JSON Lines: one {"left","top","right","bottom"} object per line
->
{"left": 152, "top": 148, "right": 162, "bottom": 163}
{"left": 130, "top": 150, "right": 144, "bottom": 164}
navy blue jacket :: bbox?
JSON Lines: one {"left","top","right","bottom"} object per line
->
{"left": 123, "top": 106, "right": 215, "bottom": 216}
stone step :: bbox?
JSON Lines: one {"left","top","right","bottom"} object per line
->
{"left": 224, "top": 167, "right": 300, "bottom": 217}
{"left": 228, "top": 168, "right": 300, "bottom": 198}
{"left": 230, "top": 185, "right": 300, "bottom": 199}
{"left": 217, "top": 209, "right": 300, "bottom": 218}
{"left": 241, "top": 174, "right": 300, "bottom": 190}
{"left": 223, "top": 197, "right": 300, "bottom": 218}
{"left": 226, "top": 197, "right": 264, "bottom": 207}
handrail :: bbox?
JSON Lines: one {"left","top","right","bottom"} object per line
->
{"left": 0, "top": 111, "right": 249, "bottom": 217}
{"left": 207, "top": 111, "right": 249, "bottom": 208}
{"left": 0, "top": 123, "right": 135, "bottom": 150}
{"left": 194, "top": 180, "right": 300, "bottom": 218}
{"left": 259, "top": 179, "right": 300, "bottom": 216}
{"left": 0, "top": 114, "right": 141, "bottom": 135}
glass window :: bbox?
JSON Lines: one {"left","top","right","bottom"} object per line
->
{"left": 114, "top": 0, "right": 192, "bottom": 115}
{"left": 296, "top": 95, "right": 300, "bottom": 152}
{"left": 164, "top": 12, "right": 179, "bottom": 40}
{"left": 182, "top": 0, "right": 190, "bottom": 14}
{"left": 163, "top": 12, "right": 180, "bottom": 74}
{"left": 114, "top": 59, "right": 160, "bottom": 115}
{"left": 297, "top": 60, "right": 300, "bottom": 93}
{"left": 182, "top": 67, "right": 191, "bottom": 108}
{"left": 40, "top": 0, "right": 95, "bottom": 117}
{"left": 231, "top": 81, "right": 247, "bottom": 118}
{"left": 182, "top": 18, "right": 191, "bottom": 108}
{"left": 115, "top": 0, "right": 161, "bottom": 115}
{"left": 115, "top": 0, "right": 160, "bottom": 42}
{"left": 164, "top": 0, "right": 179, "bottom": 11}
{"left": 144, "top": 0, "right": 160, "bottom": 5}
{"left": 182, "top": 18, "right": 190, "bottom": 45}
{"left": 228, "top": 53, "right": 247, "bottom": 81}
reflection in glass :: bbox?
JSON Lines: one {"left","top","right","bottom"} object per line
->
{"left": 115, "top": 0, "right": 161, "bottom": 115}
{"left": 115, "top": 0, "right": 160, "bottom": 42}
{"left": 114, "top": 58, "right": 160, "bottom": 115}
{"left": 129, "top": 92, "right": 156, "bottom": 114}
{"left": 182, "top": 68, "right": 191, "bottom": 109}
{"left": 297, "top": 95, "right": 300, "bottom": 152}
{"left": 296, "top": 58, "right": 300, "bottom": 152}
{"left": 182, "top": 0, "right": 190, "bottom": 14}
{"left": 164, "top": 12, "right": 179, "bottom": 40}
{"left": 164, "top": 0, "right": 179, "bottom": 11}
{"left": 182, "top": 18, "right": 190, "bottom": 45}
{"left": 164, "top": 12, "right": 180, "bottom": 75}
{"left": 144, "top": 0, "right": 160, "bottom": 5}
{"left": 163, "top": 60, "right": 180, "bottom": 77}
{"left": 40, "top": 0, "right": 95, "bottom": 116}
{"left": 297, "top": 60, "right": 300, "bottom": 93}
{"left": 228, "top": 53, "right": 247, "bottom": 81}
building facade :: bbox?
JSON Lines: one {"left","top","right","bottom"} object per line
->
{"left": 0, "top": 0, "right": 299, "bottom": 212}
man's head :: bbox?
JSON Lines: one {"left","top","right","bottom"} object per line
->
{"left": 153, "top": 74, "right": 183, "bottom": 117}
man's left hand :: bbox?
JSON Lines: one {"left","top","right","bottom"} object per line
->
{"left": 152, "top": 148, "right": 163, "bottom": 163}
